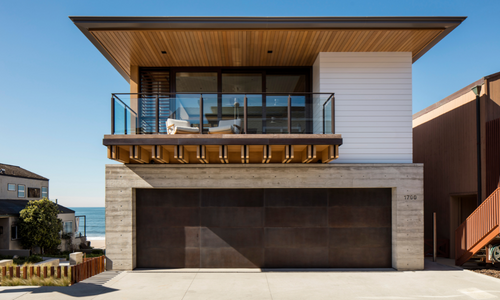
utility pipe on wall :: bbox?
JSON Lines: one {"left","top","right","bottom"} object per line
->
{"left": 472, "top": 85, "right": 482, "bottom": 206}
{"left": 433, "top": 212, "right": 437, "bottom": 262}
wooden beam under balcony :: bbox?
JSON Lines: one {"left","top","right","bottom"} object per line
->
{"left": 104, "top": 134, "right": 342, "bottom": 164}
{"left": 103, "top": 134, "right": 342, "bottom": 146}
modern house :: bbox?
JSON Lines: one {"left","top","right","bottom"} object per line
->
{"left": 413, "top": 71, "right": 500, "bottom": 265}
{"left": 0, "top": 163, "right": 85, "bottom": 253}
{"left": 71, "top": 16, "right": 465, "bottom": 270}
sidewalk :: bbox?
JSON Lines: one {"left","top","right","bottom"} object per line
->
{"left": 3, "top": 259, "right": 500, "bottom": 300}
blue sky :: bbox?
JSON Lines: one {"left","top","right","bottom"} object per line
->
{"left": 1, "top": 0, "right": 499, "bottom": 207}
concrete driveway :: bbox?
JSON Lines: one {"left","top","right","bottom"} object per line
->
{"left": 3, "top": 259, "right": 500, "bottom": 300}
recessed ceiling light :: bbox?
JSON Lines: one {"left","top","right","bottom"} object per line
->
{"left": 267, "top": 50, "right": 273, "bottom": 54}
{"left": 161, "top": 51, "right": 167, "bottom": 54}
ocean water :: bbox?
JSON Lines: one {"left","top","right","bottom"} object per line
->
{"left": 70, "top": 207, "right": 105, "bottom": 240}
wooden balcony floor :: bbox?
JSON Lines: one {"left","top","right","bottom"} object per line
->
{"left": 104, "top": 134, "right": 342, "bottom": 164}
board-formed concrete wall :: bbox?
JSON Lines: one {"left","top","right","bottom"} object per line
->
{"left": 105, "top": 163, "right": 423, "bottom": 271}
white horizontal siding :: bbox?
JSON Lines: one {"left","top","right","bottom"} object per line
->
{"left": 312, "top": 52, "right": 412, "bottom": 163}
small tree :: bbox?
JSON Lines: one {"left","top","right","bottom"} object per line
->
{"left": 18, "top": 198, "right": 63, "bottom": 254}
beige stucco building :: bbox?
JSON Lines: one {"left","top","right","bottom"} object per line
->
{"left": 0, "top": 163, "right": 84, "bottom": 253}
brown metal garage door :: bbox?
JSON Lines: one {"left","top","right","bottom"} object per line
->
{"left": 136, "top": 188, "right": 391, "bottom": 268}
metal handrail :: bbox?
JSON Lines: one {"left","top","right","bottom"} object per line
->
{"left": 111, "top": 92, "right": 335, "bottom": 135}
{"left": 322, "top": 94, "right": 335, "bottom": 134}
{"left": 112, "top": 92, "right": 335, "bottom": 96}
{"left": 112, "top": 95, "right": 138, "bottom": 116}
{"left": 111, "top": 95, "right": 139, "bottom": 135}
{"left": 75, "top": 215, "right": 86, "bottom": 238}
{"left": 455, "top": 187, "right": 500, "bottom": 265}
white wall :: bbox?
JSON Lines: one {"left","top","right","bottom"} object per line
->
{"left": 313, "top": 52, "right": 413, "bottom": 163}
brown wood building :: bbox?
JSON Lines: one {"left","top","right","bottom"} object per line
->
{"left": 413, "top": 71, "right": 500, "bottom": 258}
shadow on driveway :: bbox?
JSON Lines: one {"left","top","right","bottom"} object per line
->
{"left": 0, "top": 283, "right": 117, "bottom": 298}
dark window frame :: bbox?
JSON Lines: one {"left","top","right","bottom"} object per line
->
{"left": 28, "top": 187, "right": 41, "bottom": 198}
{"left": 139, "top": 67, "right": 312, "bottom": 134}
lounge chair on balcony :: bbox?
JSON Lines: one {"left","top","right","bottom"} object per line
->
{"left": 208, "top": 119, "right": 242, "bottom": 134}
{"left": 166, "top": 119, "right": 199, "bottom": 134}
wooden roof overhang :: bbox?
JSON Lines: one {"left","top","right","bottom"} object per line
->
{"left": 70, "top": 16, "right": 466, "bottom": 82}
{"left": 103, "top": 134, "right": 342, "bottom": 164}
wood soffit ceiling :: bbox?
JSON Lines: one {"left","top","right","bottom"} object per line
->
{"left": 71, "top": 17, "right": 466, "bottom": 81}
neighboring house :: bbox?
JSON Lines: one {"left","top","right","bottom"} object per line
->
{"left": 413, "top": 71, "right": 500, "bottom": 265}
{"left": 71, "top": 16, "right": 465, "bottom": 270}
{"left": 0, "top": 163, "right": 85, "bottom": 253}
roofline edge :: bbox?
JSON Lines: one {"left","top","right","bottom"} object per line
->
{"left": 69, "top": 16, "right": 467, "bottom": 82}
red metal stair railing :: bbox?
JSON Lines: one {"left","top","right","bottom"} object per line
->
{"left": 455, "top": 188, "right": 500, "bottom": 266}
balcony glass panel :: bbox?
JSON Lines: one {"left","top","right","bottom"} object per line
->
{"left": 265, "top": 96, "right": 288, "bottom": 134}
{"left": 111, "top": 92, "right": 334, "bottom": 135}
{"left": 222, "top": 73, "right": 263, "bottom": 133}
{"left": 113, "top": 96, "right": 137, "bottom": 134}
{"left": 266, "top": 74, "right": 308, "bottom": 134}
{"left": 247, "top": 95, "right": 263, "bottom": 134}
{"left": 291, "top": 95, "right": 308, "bottom": 133}
{"left": 171, "top": 95, "right": 201, "bottom": 129}
{"left": 324, "top": 97, "right": 332, "bottom": 134}
{"left": 202, "top": 94, "right": 218, "bottom": 130}
{"left": 175, "top": 72, "right": 217, "bottom": 131}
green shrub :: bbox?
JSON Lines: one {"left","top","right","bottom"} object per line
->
{"left": 12, "top": 255, "right": 43, "bottom": 265}
{"left": 91, "top": 249, "right": 104, "bottom": 255}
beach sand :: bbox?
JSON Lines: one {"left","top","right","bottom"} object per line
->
{"left": 88, "top": 239, "right": 106, "bottom": 249}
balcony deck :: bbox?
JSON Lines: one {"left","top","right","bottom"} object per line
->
{"left": 107, "top": 92, "right": 341, "bottom": 164}
{"left": 104, "top": 134, "right": 342, "bottom": 164}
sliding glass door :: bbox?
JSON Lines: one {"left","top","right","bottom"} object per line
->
{"left": 266, "top": 73, "right": 309, "bottom": 134}
{"left": 222, "top": 72, "right": 263, "bottom": 134}
{"left": 174, "top": 72, "right": 218, "bottom": 130}
{"left": 140, "top": 67, "right": 311, "bottom": 134}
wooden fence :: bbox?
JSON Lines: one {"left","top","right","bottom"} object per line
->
{"left": 0, "top": 255, "right": 106, "bottom": 285}
{"left": 72, "top": 255, "right": 106, "bottom": 284}
{"left": 1, "top": 265, "right": 70, "bottom": 280}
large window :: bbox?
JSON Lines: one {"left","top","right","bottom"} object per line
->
{"left": 17, "top": 185, "right": 25, "bottom": 198}
{"left": 42, "top": 187, "right": 48, "bottom": 198}
{"left": 175, "top": 72, "right": 217, "bottom": 93}
{"left": 222, "top": 73, "right": 263, "bottom": 133}
{"left": 7, "top": 183, "right": 15, "bottom": 191}
{"left": 140, "top": 67, "right": 311, "bottom": 134}
{"left": 174, "top": 72, "right": 218, "bottom": 129}
{"left": 64, "top": 222, "right": 73, "bottom": 234}
{"left": 28, "top": 188, "right": 40, "bottom": 198}
{"left": 266, "top": 74, "right": 308, "bottom": 133}
{"left": 11, "top": 226, "right": 19, "bottom": 240}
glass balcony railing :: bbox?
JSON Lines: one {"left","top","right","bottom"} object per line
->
{"left": 111, "top": 93, "right": 335, "bottom": 135}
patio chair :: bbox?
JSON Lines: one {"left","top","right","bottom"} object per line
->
{"left": 166, "top": 119, "right": 199, "bottom": 134}
{"left": 208, "top": 119, "right": 242, "bottom": 134}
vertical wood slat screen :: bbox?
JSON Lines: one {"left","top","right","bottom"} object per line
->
{"left": 139, "top": 69, "right": 171, "bottom": 133}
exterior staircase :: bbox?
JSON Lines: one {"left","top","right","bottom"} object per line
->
{"left": 455, "top": 188, "right": 500, "bottom": 266}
